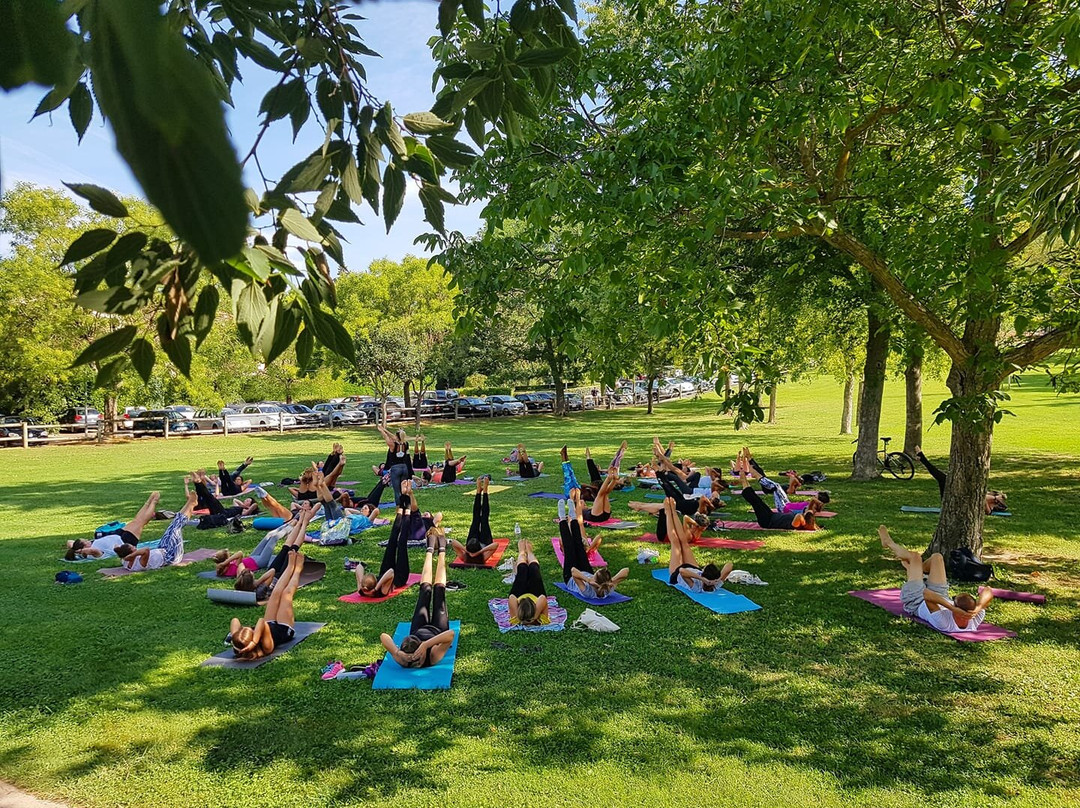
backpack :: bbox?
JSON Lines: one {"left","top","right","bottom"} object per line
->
{"left": 95, "top": 520, "right": 126, "bottom": 539}
{"left": 947, "top": 547, "right": 993, "bottom": 582}
{"left": 55, "top": 571, "right": 83, "bottom": 585}
{"left": 801, "top": 471, "right": 827, "bottom": 483}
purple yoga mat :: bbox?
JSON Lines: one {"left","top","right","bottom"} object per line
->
{"left": 849, "top": 588, "right": 1016, "bottom": 642}
{"left": 529, "top": 492, "right": 564, "bottom": 500}
{"left": 99, "top": 547, "right": 219, "bottom": 577}
{"left": 984, "top": 587, "right": 1046, "bottom": 604}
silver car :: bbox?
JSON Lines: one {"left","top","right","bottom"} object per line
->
{"left": 313, "top": 402, "right": 368, "bottom": 426}
{"left": 191, "top": 408, "right": 253, "bottom": 432}
{"left": 487, "top": 395, "right": 526, "bottom": 415}
{"left": 239, "top": 404, "right": 297, "bottom": 429}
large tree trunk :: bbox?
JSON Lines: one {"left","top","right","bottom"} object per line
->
{"left": 855, "top": 380, "right": 864, "bottom": 426}
{"left": 851, "top": 309, "right": 890, "bottom": 480}
{"left": 646, "top": 373, "right": 656, "bottom": 414}
{"left": 553, "top": 376, "right": 565, "bottom": 416}
{"left": 403, "top": 380, "right": 412, "bottom": 408}
{"left": 903, "top": 350, "right": 923, "bottom": 458}
{"left": 767, "top": 386, "right": 777, "bottom": 423}
{"left": 840, "top": 374, "right": 855, "bottom": 434}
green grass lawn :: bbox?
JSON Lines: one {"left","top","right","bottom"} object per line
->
{"left": 1, "top": 373, "right": 1078, "bottom": 807}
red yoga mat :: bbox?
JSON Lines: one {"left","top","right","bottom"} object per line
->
{"left": 450, "top": 537, "right": 510, "bottom": 569}
{"left": 338, "top": 573, "right": 422, "bottom": 604}
{"left": 638, "top": 533, "right": 764, "bottom": 551}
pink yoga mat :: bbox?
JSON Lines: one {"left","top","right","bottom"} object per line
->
{"left": 550, "top": 536, "right": 607, "bottom": 567}
{"left": 774, "top": 508, "right": 837, "bottom": 518}
{"left": 638, "top": 533, "right": 764, "bottom": 551}
{"left": 338, "top": 573, "right": 422, "bottom": 603}
{"left": 451, "top": 537, "right": 510, "bottom": 568}
{"left": 849, "top": 588, "right": 1016, "bottom": 642}
{"left": 982, "top": 587, "right": 1046, "bottom": 604}
{"left": 99, "top": 547, "right": 219, "bottom": 577}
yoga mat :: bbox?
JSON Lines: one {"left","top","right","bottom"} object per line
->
{"left": 636, "top": 478, "right": 662, "bottom": 488}
{"left": 372, "top": 620, "right": 460, "bottom": 690}
{"left": 452, "top": 478, "right": 475, "bottom": 485}
{"left": 553, "top": 517, "right": 640, "bottom": 530}
{"left": 204, "top": 558, "right": 325, "bottom": 588}
{"left": 638, "top": 533, "right": 764, "bottom": 551}
{"left": 253, "top": 516, "right": 285, "bottom": 530}
{"left": 63, "top": 536, "right": 161, "bottom": 563}
{"left": 901, "top": 506, "right": 1012, "bottom": 517}
{"left": 762, "top": 508, "right": 836, "bottom": 518}
{"left": 550, "top": 536, "right": 607, "bottom": 567}
{"left": 99, "top": 547, "right": 218, "bottom": 577}
{"left": 651, "top": 568, "right": 762, "bottom": 614}
{"left": 708, "top": 519, "right": 809, "bottom": 532}
{"left": 200, "top": 622, "right": 326, "bottom": 668}
{"left": 338, "top": 573, "right": 422, "bottom": 603}
{"left": 528, "top": 492, "right": 565, "bottom": 500}
{"left": 982, "top": 587, "right": 1046, "bottom": 604}
{"left": 796, "top": 490, "right": 822, "bottom": 497}
{"left": 554, "top": 581, "right": 631, "bottom": 606}
{"left": 849, "top": 589, "right": 1016, "bottom": 642}
{"left": 451, "top": 537, "right": 510, "bottom": 568}
{"left": 462, "top": 484, "right": 511, "bottom": 495}
{"left": 504, "top": 474, "right": 549, "bottom": 481}
{"left": 488, "top": 597, "right": 567, "bottom": 632}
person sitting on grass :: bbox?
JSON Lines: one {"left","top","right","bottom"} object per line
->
{"left": 119, "top": 489, "right": 199, "bottom": 570}
{"left": 878, "top": 525, "right": 993, "bottom": 632}
{"left": 914, "top": 446, "right": 1008, "bottom": 514}
{"left": 664, "top": 496, "right": 732, "bottom": 592}
{"left": 507, "top": 538, "right": 550, "bottom": 626}
{"left": 507, "top": 443, "right": 544, "bottom": 478}
{"left": 228, "top": 511, "right": 314, "bottom": 660}
{"left": 354, "top": 498, "right": 415, "bottom": 598}
{"left": 451, "top": 477, "right": 499, "bottom": 564}
{"left": 65, "top": 491, "right": 163, "bottom": 560}
{"left": 555, "top": 504, "right": 629, "bottom": 599}
{"left": 381, "top": 528, "right": 456, "bottom": 669}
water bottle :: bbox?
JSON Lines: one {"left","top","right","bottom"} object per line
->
{"left": 514, "top": 523, "right": 521, "bottom": 538}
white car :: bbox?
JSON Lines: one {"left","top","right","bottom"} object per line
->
{"left": 665, "top": 377, "right": 697, "bottom": 396}
{"left": 239, "top": 404, "right": 297, "bottom": 429}
{"left": 166, "top": 404, "right": 197, "bottom": 417}
{"left": 191, "top": 408, "right": 254, "bottom": 432}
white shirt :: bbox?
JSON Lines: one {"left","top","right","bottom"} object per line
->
{"left": 127, "top": 548, "right": 165, "bottom": 570}
{"left": 917, "top": 600, "right": 985, "bottom": 633}
{"left": 91, "top": 535, "right": 125, "bottom": 555}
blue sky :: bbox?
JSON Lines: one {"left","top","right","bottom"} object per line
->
{"left": 0, "top": 1, "right": 484, "bottom": 271}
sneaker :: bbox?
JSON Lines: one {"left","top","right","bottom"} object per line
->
{"left": 227, "top": 518, "right": 246, "bottom": 534}
{"left": 321, "top": 661, "right": 345, "bottom": 680}
{"left": 444, "top": 580, "right": 468, "bottom": 591}
{"left": 251, "top": 485, "right": 268, "bottom": 499}
{"left": 343, "top": 558, "right": 361, "bottom": 572}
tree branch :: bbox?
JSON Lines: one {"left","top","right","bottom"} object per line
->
{"left": 1003, "top": 224, "right": 1041, "bottom": 257}
{"left": 720, "top": 225, "right": 822, "bottom": 241}
{"left": 823, "top": 231, "right": 969, "bottom": 364}
{"left": 1000, "top": 326, "right": 1080, "bottom": 379}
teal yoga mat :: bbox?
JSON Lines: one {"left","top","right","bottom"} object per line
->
{"left": 651, "top": 568, "right": 761, "bottom": 614}
{"left": 372, "top": 620, "right": 461, "bottom": 690}
{"left": 901, "top": 505, "right": 1011, "bottom": 517}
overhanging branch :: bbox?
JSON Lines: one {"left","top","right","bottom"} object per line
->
{"left": 1000, "top": 326, "right": 1080, "bottom": 379}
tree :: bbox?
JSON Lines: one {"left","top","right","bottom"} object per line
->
{"left": 1, "top": 0, "right": 579, "bottom": 383}
{"left": 354, "top": 323, "right": 422, "bottom": 426}
{"left": 450, "top": 1, "right": 1080, "bottom": 553}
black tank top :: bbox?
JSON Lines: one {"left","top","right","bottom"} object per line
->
{"left": 385, "top": 441, "right": 410, "bottom": 468}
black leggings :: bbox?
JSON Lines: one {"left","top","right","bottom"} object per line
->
{"left": 410, "top": 582, "right": 449, "bottom": 634}
{"left": 413, "top": 450, "right": 429, "bottom": 470}
{"left": 467, "top": 491, "right": 493, "bottom": 546}
{"left": 379, "top": 512, "right": 411, "bottom": 587}
{"left": 518, "top": 459, "right": 539, "bottom": 478}
{"left": 219, "top": 462, "right": 248, "bottom": 496}
{"left": 742, "top": 487, "right": 794, "bottom": 529}
{"left": 510, "top": 561, "right": 546, "bottom": 598}
{"left": 323, "top": 451, "right": 340, "bottom": 478}
{"left": 268, "top": 545, "right": 295, "bottom": 579}
{"left": 587, "top": 458, "right": 603, "bottom": 484}
{"left": 558, "top": 519, "right": 593, "bottom": 581}
{"left": 358, "top": 479, "right": 387, "bottom": 508}
{"left": 442, "top": 458, "right": 461, "bottom": 484}
{"left": 917, "top": 452, "right": 947, "bottom": 498}
{"left": 197, "top": 507, "right": 242, "bottom": 530}
{"left": 195, "top": 481, "right": 222, "bottom": 514}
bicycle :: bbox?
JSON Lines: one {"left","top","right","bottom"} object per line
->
{"left": 851, "top": 436, "right": 915, "bottom": 480}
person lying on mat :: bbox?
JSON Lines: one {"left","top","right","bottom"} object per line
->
{"left": 247, "top": 485, "right": 294, "bottom": 522}
{"left": 451, "top": 477, "right": 499, "bottom": 564}
{"left": 737, "top": 464, "right": 817, "bottom": 531}
{"left": 507, "top": 443, "right": 543, "bottom": 478}
{"left": 914, "top": 447, "right": 1007, "bottom": 514}
{"left": 560, "top": 453, "right": 622, "bottom": 523}
{"left": 120, "top": 490, "right": 198, "bottom": 570}
{"left": 228, "top": 515, "right": 313, "bottom": 660}
{"left": 235, "top": 512, "right": 310, "bottom": 595}
{"left": 411, "top": 436, "right": 429, "bottom": 471}
{"left": 879, "top": 525, "right": 993, "bottom": 632}
{"left": 381, "top": 528, "right": 456, "bottom": 668}
{"left": 665, "top": 496, "right": 732, "bottom": 592}
{"left": 434, "top": 441, "right": 468, "bottom": 484}
{"left": 65, "top": 491, "right": 165, "bottom": 560}
{"left": 187, "top": 471, "right": 260, "bottom": 530}
{"left": 652, "top": 442, "right": 728, "bottom": 496}
{"left": 507, "top": 539, "right": 550, "bottom": 626}
{"left": 355, "top": 499, "right": 416, "bottom": 598}
{"left": 556, "top": 507, "right": 629, "bottom": 599}
{"left": 735, "top": 455, "right": 829, "bottom": 517}
{"left": 216, "top": 456, "right": 254, "bottom": 496}
{"left": 213, "top": 528, "right": 281, "bottom": 578}
{"left": 560, "top": 444, "right": 631, "bottom": 502}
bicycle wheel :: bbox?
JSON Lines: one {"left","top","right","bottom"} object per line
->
{"left": 884, "top": 451, "right": 915, "bottom": 480}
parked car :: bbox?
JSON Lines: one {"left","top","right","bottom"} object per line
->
{"left": 0, "top": 416, "right": 49, "bottom": 438}
{"left": 279, "top": 403, "right": 322, "bottom": 427}
{"left": 238, "top": 404, "right": 297, "bottom": 429}
{"left": 514, "top": 393, "right": 549, "bottom": 412}
{"left": 313, "top": 402, "right": 368, "bottom": 426}
{"left": 59, "top": 407, "right": 100, "bottom": 432}
{"left": 132, "top": 410, "right": 199, "bottom": 434}
{"left": 430, "top": 389, "right": 460, "bottom": 401}
{"left": 665, "top": 377, "right": 696, "bottom": 396}
{"left": 165, "top": 404, "right": 197, "bottom": 417}
{"left": 486, "top": 395, "right": 526, "bottom": 416}
{"left": 565, "top": 393, "right": 586, "bottom": 411}
{"left": 352, "top": 398, "right": 404, "bottom": 421}
{"left": 454, "top": 397, "right": 493, "bottom": 417}
{"left": 419, "top": 397, "right": 455, "bottom": 416}
{"left": 190, "top": 408, "right": 254, "bottom": 432}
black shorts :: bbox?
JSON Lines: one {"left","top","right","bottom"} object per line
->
{"left": 118, "top": 529, "right": 138, "bottom": 545}
{"left": 583, "top": 511, "right": 611, "bottom": 524}
{"left": 669, "top": 563, "right": 700, "bottom": 586}
{"left": 267, "top": 620, "right": 295, "bottom": 648}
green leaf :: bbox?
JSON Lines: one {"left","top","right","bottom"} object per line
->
{"left": 104, "top": 232, "right": 148, "bottom": 269}
{"left": 419, "top": 183, "right": 447, "bottom": 234}
{"left": 403, "top": 144, "right": 439, "bottom": 183}
{"left": 509, "top": 0, "right": 532, "bottom": 33}
{"left": 241, "top": 246, "right": 271, "bottom": 281}
{"left": 32, "top": 58, "right": 83, "bottom": 116}
{"left": 234, "top": 37, "right": 287, "bottom": 71}
{"left": 513, "top": 47, "right": 571, "bottom": 68}
{"left": 290, "top": 92, "right": 310, "bottom": 140}
{"left": 94, "top": 356, "right": 127, "bottom": 389}
{"left": 281, "top": 209, "right": 324, "bottom": 243}
{"left": 87, "top": 0, "right": 246, "bottom": 262}
{"left": 193, "top": 284, "right": 219, "bottom": 346}
{"left": 308, "top": 307, "right": 355, "bottom": 362}
{"left": 233, "top": 281, "right": 269, "bottom": 347}
{"left": 68, "top": 81, "right": 93, "bottom": 142}
{"left": 72, "top": 325, "right": 137, "bottom": 367}
{"left": 465, "top": 104, "right": 486, "bottom": 146}
{"left": 263, "top": 300, "right": 302, "bottom": 364}
{"left": 157, "top": 314, "right": 193, "bottom": 376}
{"left": 461, "top": 0, "right": 485, "bottom": 29}
{"left": 259, "top": 78, "right": 305, "bottom": 123}
{"left": 554, "top": 0, "right": 577, "bottom": 22}
{"left": 316, "top": 76, "right": 343, "bottom": 123}
{"left": 402, "top": 111, "right": 455, "bottom": 134}
{"left": 295, "top": 325, "right": 314, "bottom": 369}
{"left": 60, "top": 228, "right": 118, "bottom": 265}
{"left": 341, "top": 153, "right": 364, "bottom": 205}
{"left": 377, "top": 118, "right": 408, "bottom": 159}
{"left": 130, "top": 338, "right": 156, "bottom": 383}
{"left": 383, "top": 164, "right": 406, "bottom": 232}
{"left": 0, "top": 0, "right": 76, "bottom": 90}
{"left": 279, "top": 151, "right": 332, "bottom": 193}
{"left": 64, "top": 183, "right": 128, "bottom": 218}
{"left": 438, "top": 0, "right": 460, "bottom": 38}
{"left": 426, "top": 134, "right": 477, "bottom": 169}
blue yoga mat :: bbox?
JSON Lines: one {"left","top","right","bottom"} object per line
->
{"left": 372, "top": 620, "right": 461, "bottom": 691}
{"left": 650, "top": 568, "right": 761, "bottom": 614}
{"left": 528, "top": 492, "right": 564, "bottom": 500}
{"left": 554, "top": 581, "right": 631, "bottom": 606}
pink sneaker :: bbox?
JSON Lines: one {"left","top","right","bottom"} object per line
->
{"left": 320, "top": 661, "right": 344, "bottom": 680}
